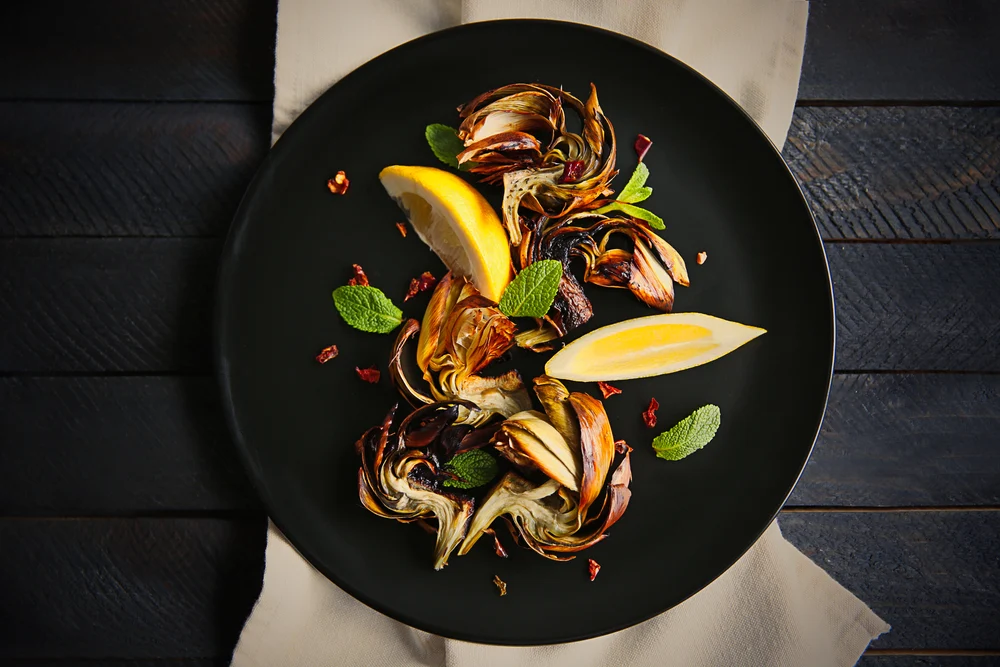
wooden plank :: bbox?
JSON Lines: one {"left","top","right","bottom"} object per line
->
{"left": 0, "top": 103, "right": 270, "bottom": 237}
{"left": 859, "top": 658, "right": 1000, "bottom": 667}
{"left": 790, "top": 373, "right": 1000, "bottom": 507}
{"left": 0, "top": 377, "right": 258, "bottom": 514}
{"left": 785, "top": 107, "right": 1000, "bottom": 240}
{"left": 3, "top": 374, "right": 998, "bottom": 515}
{"left": 0, "top": 512, "right": 995, "bottom": 658}
{"left": 0, "top": 0, "right": 276, "bottom": 101}
{"left": 0, "top": 1, "right": 996, "bottom": 102}
{"left": 799, "top": 0, "right": 1000, "bottom": 102}
{"left": 3, "top": 104, "right": 997, "bottom": 240}
{"left": 780, "top": 511, "right": 1000, "bottom": 651}
{"left": 2, "top": 240, "right": 998, "bottom": 373}
{"left": 0, "top": 518, "right": 266, "bottom": 660}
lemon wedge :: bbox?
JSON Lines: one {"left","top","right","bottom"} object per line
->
{"left": 380, "top": 165, "right": 513, "bottom": 302}
{"left": 545, "top": 312, "right": 766, "bottom": 382}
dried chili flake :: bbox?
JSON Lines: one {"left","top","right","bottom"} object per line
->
{"left": 559, "top": 160, "right": 585, "bottom": 183}
{"left": 327, "top": 170, "right": 350, "bottom": 195}
{"left": 597, "top": 381, "right": 622, "bottom": 399}
{"left": 614, "top": 439, "right": 632, "bottom": 455}
{"left": 315, "top": 344, "right": 339, "bottom": 364}
{"left": 355, "top": 366, "right": 381, "bottom": 383}
{"left": 587, "top": 558, "right": 601, "bottom": 581}
{"left": 404, "top": 271, "right": 438, "bottom": 302}
{"left": 642, "top": 397, "right": 659, "bottom": 428}
{"left": 696, "top": 251, "right": 708, "bottom": 265}
{"left": 493, "top": 574, "right": 508, "bottom": 596}
{"left": 347, "top": 263, "right": 370, "bottom": 287}
{"left": 634, "top": 134, "right": 652, "bottom": 162}
{"left": 396, "top": 222, "right": 408, "bottom": 237}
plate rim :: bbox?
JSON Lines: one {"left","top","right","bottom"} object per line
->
{"left": 214, "top": 17, "right": 836, "bottom": 645}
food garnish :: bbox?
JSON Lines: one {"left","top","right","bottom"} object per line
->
{"left": 333, "top": 285, "right": 403, "bottom": 334}
{"left": 493, "top": 574, "right": 508, "bottom": 596}
{"left": 497, "top": 259, "right": 562, "bottom": 319}
{"left": 425, "top": 124, "right": 465, "bottom": 169}
{"left": 485, "top": 528, "right": 509, "bottom": 558}
{"left": 696, "top": 251, "right": 707, "bottom": 265}
{"left": 327, "top": 171, "right": 350, "bottom": 195}
{"left": 355, "top": 366, "right": 381, "bottom": 383}
{"left": 442, "top": 449, "right": 499, "bottom": 489}
{"left": 587, "top": 558, "right": 601, "bottom": 581}
{"left": 642, "top": 398, "right": 659, "bottom": 429}
{"left": 390, "top": 274, "right": 531, "bottom": 425}
{"left": 545, "top": 312, "right": 766, "bottom": 382}
{"left": 396, "top": 222, "right": 408, "bottom": 237}
{"left": 597, "top": 381, "right": 621, "bottom": 399}
{"left": 379, "top": 165, "right": 513, "bottom": 302}
{"left": 634, "top": 134, "right": 652, "bottom": 161}
{"left": 404, "top": 271, "right": 438, "bottom": 302}
{"left": 652, "top": 404, "right": 722, "bottom": 461}
{"left": 315, "top": 344, "right": 339, "bottom": 364}
{"left": 348, "top": 263, "right": 370, "bottom": 287}
{"left": 592, "top": 162, "right": 663, "bottom": 230}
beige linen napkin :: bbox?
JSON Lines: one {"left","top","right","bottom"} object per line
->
{"left": 235, "top": 2, "right": 891, "bottom": 665}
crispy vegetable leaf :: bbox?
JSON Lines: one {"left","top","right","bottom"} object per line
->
{"left": 443, "top": 449, "right": 499, "bottom": 488}
{"left": 498, "top": 259, "right": 563, "bottom": 318}
{"left": 652, "top": 404, "right": 721, "bottom": 461}
{"left": 332, "top": 285, "right": 403, "bottom": 334}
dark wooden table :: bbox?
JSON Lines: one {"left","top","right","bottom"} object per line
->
{"left": 1, "top": 1, "right": 998, "bottom": 664}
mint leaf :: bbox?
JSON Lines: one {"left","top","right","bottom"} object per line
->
{"left": 618, "top": 162, "right": 651, "bottom": 203}
{"left": 425, "top": 124, "right": 465, "bottom": 169}
{"left": 498, "top": 259, "right": 563, "bottom": 318}
{"left": 443, "top": 449, "right": 499, "bottom": 489}
{"left": 652, "top": 405, "right": 721, "bottom": 461}
{"left": 594, "top": 201, "right": 665, "bottom": 230}
{"left": 332, "top": 285, "right": 403, "bottom": 334}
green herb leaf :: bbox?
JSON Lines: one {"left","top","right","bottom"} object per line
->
{"left": 498, "top": 259, "right": 563, "bottom": 318}
{"left": 443, "top": 449, "right": 499, "bottom": 489}
{"left": 332, "top": 285, "right": 403, "bottom": 334}
{"left": 594, "top": 201, "right": 665, "bottom": 230}
{"left": 617, "top": 162, "right": 652, "bottom": 203}
{"left": 425, "top": 124, "right": 465, "bottom": 169}
{"left": 652, "top": 405, "right": 721, "bottom": 461}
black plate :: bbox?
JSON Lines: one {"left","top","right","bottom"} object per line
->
{"left": 216, "top": 20, "right": 833, "bottom": 645}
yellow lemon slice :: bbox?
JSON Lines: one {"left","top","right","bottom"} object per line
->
{"left": 380, "top": 165, "right": 513, "bottom": 302}
{"left": 545, "top": 312, "right": 766, "bottom": 382}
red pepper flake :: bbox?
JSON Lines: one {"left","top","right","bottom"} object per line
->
{"left": 493, "top": 574, "right": 508, "bottom": 596}
{"left": 587, "top": 558, "right": 601, "bottom": 581}
{"left": 634, "top": 134, "right": 652, "bottom": 162}
{"left": 559, "top": 160, "right": 585, "bottom": 183}
{"left": 696, "top": 251, "right": 708, "bottom": 265}
{"left": 347, "top": 263, "right": 369, "bottom": 287}
{"left": 614, "top": 439, "right": 632, "bottom": 455}
{"left": 404, "top": 271, "right": 438, "bottom": 302}
{"left": 327, "top": 170, "right": 350, "bottom": 195}
{"left": 315, "top": 344, "right": 339, "bottom": 364}
{"left": 396, "top": 222, "right": 408, "bottom": 238}
{"left": 597, "top": 381, "right": 622, "bottom": 399}
{"left": 642, "top": 397, "right": 659, "bottom": 428}
{"left": 355, "top": 366, "right": 381, "bottom": 383}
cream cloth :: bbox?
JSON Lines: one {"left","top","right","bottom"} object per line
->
{"left": 235, "top": 2, "right": 891, "bottom": 665}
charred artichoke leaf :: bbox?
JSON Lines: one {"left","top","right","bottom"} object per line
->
{"left": 569, "top": 392, "right": 615, "bottom": 516}
{"left": 494, "top": 410, "right": 581, "bottom": 491}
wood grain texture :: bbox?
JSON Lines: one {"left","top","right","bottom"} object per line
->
{"left": 781, "top": 511, "right": 1000, "bottom": 651}
{"left": 4, "top": 374, "right": 998, "bottom": 514}
{"left": 785, "top": 107, "right": 1000, "bottom": 240}
{"left": 800, "top": 0, "right": 1000, "bottom": 102}
{"left": 0, "top": 103, "right": 270, "bottom": 237}
{"left": 0, "top": 518, "right": 265, "bottom": 660}
{"left": 2, "top": 104, "right": 997, "bottom": 240}
{"left": 0, "top": 377, "right": 257, "bottom": 514}
{"left": 0, "top": 512, "right": 996, "bottom": 658}
{"left": 3, "top": 240, "right": 998, "bottom": 373}
{"left": 791, "top": 373, "right": 1000, "bottom": 507}
{"left": 0, "top": 0, "right": 276, "bottom": 101}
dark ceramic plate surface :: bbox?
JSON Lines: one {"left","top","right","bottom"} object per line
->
{"left": 216, "top": 20, "right": 834, "bottom": 645}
